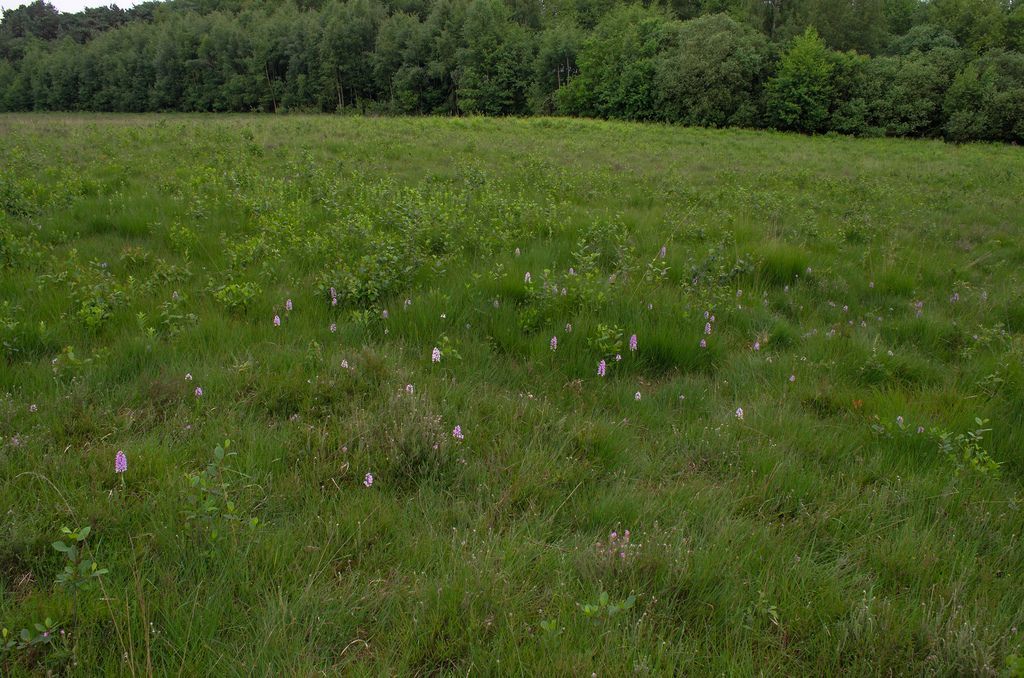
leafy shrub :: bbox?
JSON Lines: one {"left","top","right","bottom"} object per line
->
{"left": 51, "top": 526, "right": 108, "bottom": 592}
{"left": 457, "top": 0, "right": 533, "bottom": 116}
{"left": 654, "top": 14, "right": 771, "bottom": 127}
{"left": 572, "top": 216, "right": 633, "bottom": 273}
{"left": 579, "top": 590, "right": 636, "bottom": 620}
{"left": 765, "top": 28, "right": 835, "bottom": 134}
{"left": 183, "top": 440, "right": 260, "bottom": 544}
{"left": 944, "top": 50, "right": 1024, "bottom": 143}
{"left": 212, "top": 281, "right": 260, "bottom": 312}
{"left": 887, "top": 24, "right": 960, "bottom": 55}
{"left": 557, "top": 5, "right": 675, "bottom": 120}
{"left": 862, "top": 47, "right": 964, "bottom": 137}
{"left": 329, "top": 238, "right": 422, "bottom": 308}
{"left": 933, "top": 418, "right": 1001, "bottom": 476}
{"left": 587, "top": 322, "right": 623, "bottom": 358}
{"left": 0, "top": 218, "right": 44, "bottom": 269}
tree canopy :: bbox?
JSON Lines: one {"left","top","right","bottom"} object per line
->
{"left": 1, "top": 0, "right": 1022, "bottom": 142}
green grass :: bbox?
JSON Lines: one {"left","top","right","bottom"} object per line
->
{"left": 1, "top": 113, "right": 1023, "bottom": 675}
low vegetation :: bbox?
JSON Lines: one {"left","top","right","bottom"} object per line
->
{"left": 1, "top": 114, "right": 1023, "bottom": 673}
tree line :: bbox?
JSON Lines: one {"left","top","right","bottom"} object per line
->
{"left": 0, "top": 0, "right": 1021, "bottom": 142}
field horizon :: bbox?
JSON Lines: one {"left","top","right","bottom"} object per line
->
{"left": 1, "top": 113, "right": 1023, "bottom": 675}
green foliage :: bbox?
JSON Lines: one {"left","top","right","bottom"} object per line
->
{"left": 52, "top": 525, "right": 108, "bottom": 591}
{"left": 557, "top": 5, "right": 675, "bottom": 120}
{"left": 927, "top": 0, "right": 1010, "bottom": 52}
{"left": 0, "top": 0, "right": 1022, "bottom": 141}
{"left": 457, "top": 0, "right": 533, "bottom": 115}
{"left": 766, "top": 27, "right": 836, "bottom": 133}
{"left": 212, "top": 281, "right": 260, "bottom": 312}
{"left": 654, "top": 13, "right": 771, "bottom": 127}
{"left": 579, "top": 590, "right": 636, "bottom": 620}
{"left": 933, "top": 418, "right": 1001, "bottom": 476}
{"left": 1, "top": 618, "right": 61, "bottom": 653}
{"left": 320, "top": 0, "right": 385, "bottom": 110}
{"left": 861, "top": 46, "right": 963, "bottom": 137}
{"left": 587, "top": 322, "right": 623, "bottom": 359}
{"left": 183, "top": 440, "right": 260, "bottom": 544}
{"left": 943, "top": 49, "right": 1024, "bottom": 143}
{"left": 531, "top": 20, "right": 582, "bottom": 113}
{"left": 0, "top": 116, "right": 1022, "bottom": 674}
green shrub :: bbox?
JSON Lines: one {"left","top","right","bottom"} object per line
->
{"left": 654, "top": 13, "right": 770, "bottom": 127}
{"left": 765, "top": 28, "right": 835, "bottom": 134}
{"left": 457, "top": 0, "right": 533, "bottom": 116}
{"left": 865, "top": 47, "right": 964, "bottom": 137}
{"left": 212, "top": 281, "right": 260, "bottom": 312}
{"left": 944, "top": 50, "right": 1024, "bottom": 143}
{"left": 557, "top": 5, "right": 675, "bottom": 120}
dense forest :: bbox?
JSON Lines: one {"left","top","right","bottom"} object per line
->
{"left": 0, "top": 0, "right": 1021, "bottom": 142}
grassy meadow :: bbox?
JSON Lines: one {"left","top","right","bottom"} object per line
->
{"left": 1, "top": 114, "right": 1024, "bottom": 675}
